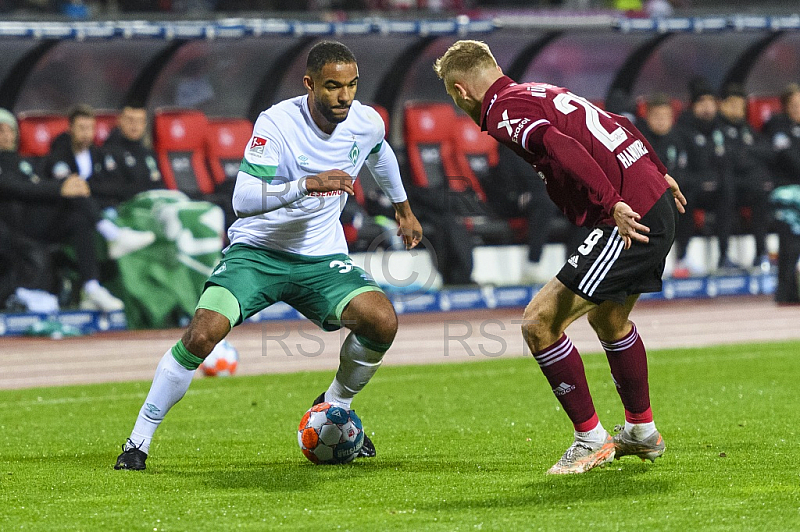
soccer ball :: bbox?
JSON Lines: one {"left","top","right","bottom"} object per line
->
{"left": 200, "top": 339, "right": 239, "bottom": 377}
{"left": 297, "top": 402, "right": 364, "bottom": 464}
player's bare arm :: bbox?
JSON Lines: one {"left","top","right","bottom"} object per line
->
{"left": 391, "top": 200, "right": 423, "bottom": 249}
{"left": 664, "top": 173, "right": 686, "bottom": 213}
{"left": 612, "top": 201, "right": 650, "bottom": 249}
{"left": 302, "top": 169, "right": 355, "bottom": 195}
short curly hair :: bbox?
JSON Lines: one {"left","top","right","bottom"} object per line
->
{"left": 306, "top": 41, "right": 357, "bottom": 76}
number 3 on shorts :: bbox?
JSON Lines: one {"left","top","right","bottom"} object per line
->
{"left": 329, "top": 259, "right": 353, "bottom": 273}
{"left": 578, "top": 228, "right": 603, "bottom": 256}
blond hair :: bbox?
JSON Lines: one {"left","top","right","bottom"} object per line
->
{"left": 433, "top": 40, "right": 498, "bottom": 86}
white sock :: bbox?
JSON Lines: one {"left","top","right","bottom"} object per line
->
{"left": 127, "top": 348, "right": 195, "bottom": 454}
{"left": 82, "top": 279, "right": 101, "bottom": 294}
{"left": 575, "top": 421, "right": 608, "bottom": 446}
{"left": 325, "top": 378, "right": 352, "bottom": 410}
{"left": 96, "top": 218, "right": 120, "bottom": 241}
{"left": 324, "top": 333, "right": 386, "bottom": 410}
{"left": 624, "top": 421, "right": 657, "bottom": 441}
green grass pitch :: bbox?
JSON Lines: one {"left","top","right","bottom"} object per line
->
{"left": 2, "top": 341, "right": 799, "bottom": 531}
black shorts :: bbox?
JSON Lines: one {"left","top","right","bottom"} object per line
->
{"left": 556, "top": 191, "right": 677, "bottom": 305}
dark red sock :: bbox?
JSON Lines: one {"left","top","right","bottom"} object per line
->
{"left": 533, "top": 334, "right": 597, "bottom": 432}
{"left": 601, "top": 323, "right": 653, "bottom": 423}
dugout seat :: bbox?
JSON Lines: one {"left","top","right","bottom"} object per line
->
{"left": 153, "top": 109, "right": 215, "bottom": 195}
{"left": 93, "top": 111, "right": 118, "bottom": 146}
{"left": 404, "top": 102, "right": 516, "bottom": 244}
{"left": 205, "top": 117, "right": 254, "bottom": 185}
{"left": 748, "top": 96, "right": 782, "bottom": 132}
{"left": 17, "top": 112, "right": 69, "bottom": 158}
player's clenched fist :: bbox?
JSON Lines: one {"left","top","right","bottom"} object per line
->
{"left": 304, "top": 169, "right": 355, "bottom": 195}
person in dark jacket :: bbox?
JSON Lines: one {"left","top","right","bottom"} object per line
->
{"left": 763, "top": 83, "right": 800, "bottom": 188}
{"left": 718, "top": 82, "right": 775, "bottom": 271}
{"left": 102, "top": 104, "right": 164, "bottom": 198}
{"left": 639, "top": 94, "right": 687, "bottom": 180}
{"left": 675, "top": 77, "right": 736, "bottom": 272}
{"left": 42, "top": 104, "right": 124, "bottom": 209}
{"left": 41, "top": 104, "right": 156, "bottom": 260}
{"left": 0, "top": 107, "right": 124, "bottom": 312}
{"left": 763, "top": 83, "right": 800, "bottom": 303}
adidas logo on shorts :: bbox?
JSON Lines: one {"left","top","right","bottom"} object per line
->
{"left": 568, "top": 254, "right": 579, "bottom": 268}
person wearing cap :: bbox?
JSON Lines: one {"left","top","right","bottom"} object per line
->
{"left": 675, "top": 77, "right": 737, "bottom": 273}
{"left": 718, "top": 82, "right": 775, "bottom": 272}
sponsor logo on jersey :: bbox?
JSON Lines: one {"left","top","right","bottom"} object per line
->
{"left": 308, "top": 190, "right": 343, "bottom": 197}
{"left": 512, "top": 117, "right": 531, "bottom": 144}
{"left": 249, "top": 136, "right": 267, "bottom": 156}
{"left": 297, "top": 154, "right": 309, "bottom": 166}
{"left": 212, "top": 263, "right": 227, "bottom": 276}
{"left": 497, "top": 109, "right": 521, "bottom": 136}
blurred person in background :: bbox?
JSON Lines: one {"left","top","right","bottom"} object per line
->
{"left": 0, "top": 107, "right": 124, "bottom": 312}
{"left": 717, "top": 82, "right": 775, "bottom": 272}
{"left": 763, "top": 83, "right": 800, "bottom": 304}
{"left": 675, "top": 77, "right": 736, "bottom": 273}
{"left": 42, "top": 105, "right": 156, "bottom": 264}
{"left": 102, "top": 103, "right": 164, "bottom": 198}
{"left": 638, "top": 94, "right": 690, "bottom": 275}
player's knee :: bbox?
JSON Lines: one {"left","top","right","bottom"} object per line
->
{"left": 181, "top": 328, "right": 220, "bottom": 359}
{"left": 520, "top": 306, "right": 546, "bottom": 342}
{"left": 360, "top": 306, "right": 397, "bottom": 347}
{"left": 587, "top": 313, "right": 627, "bottom": 341}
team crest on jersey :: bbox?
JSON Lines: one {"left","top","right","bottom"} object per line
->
{"left": 348, "top": 142, "right": 360, "bottom": 166}
{"left": 248, "top": 136, "right": 267, "bottom": 156}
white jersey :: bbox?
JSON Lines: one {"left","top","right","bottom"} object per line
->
{"left": 228, "top": 96, "right": 385, "bottom": 256}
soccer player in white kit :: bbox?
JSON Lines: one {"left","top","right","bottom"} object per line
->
{"left": 115, "top": 41, "right": 423, "bottom": 470}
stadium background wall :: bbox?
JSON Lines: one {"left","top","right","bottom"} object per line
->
{"left": 2, "top": 17, "right": 800, "bottom": 147}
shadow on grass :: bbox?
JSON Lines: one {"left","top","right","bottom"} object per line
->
{"left": 411, "top": 463, "right": 673, "bottom": 512}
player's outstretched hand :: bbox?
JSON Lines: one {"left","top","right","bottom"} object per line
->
{"left": 396, "top": 212, "right": 423, "bottom": 250}
{"left": 664, "top": 173, "right": 686, "bottom": 214}
{"left": 305, "top": 169, "right": 354, "bottom": 195}
{"left": 612, "top": 201, "right": 650, "bottom": 250}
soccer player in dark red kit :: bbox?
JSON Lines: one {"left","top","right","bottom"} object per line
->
{"left": 435, "top": 40, "right": 686, "bottom": 474}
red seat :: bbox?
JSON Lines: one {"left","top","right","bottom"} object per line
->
{"left": 404, "top": 102, "right": 463, "bottom": 188}
{"left": 748, "top": 96, "right": 781, "bottom": 131}
{"left": 404, "top": 102, "right": 516, "bottom": 244}
{"left": 452, "top": 115, "right": 498, "bottom": 202}
{"left": 93, "top": 111, "right": 118, "bottom": 146}
{"left": 153, "top": 109, "right": 214, "bottom": 195}
{"left": 205, "top": 117, "right": 253, "bottom": 185}
{"left": 17, "top": 112, "right": 69, "bottom": 158}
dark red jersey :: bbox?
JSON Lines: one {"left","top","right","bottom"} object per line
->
{"left": 480, "top": 76, "right": 669, "bottom": 227}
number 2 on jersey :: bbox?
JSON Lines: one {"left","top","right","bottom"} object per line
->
{"left": 553, "top": 92, "right": 627, "bottom": 152}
